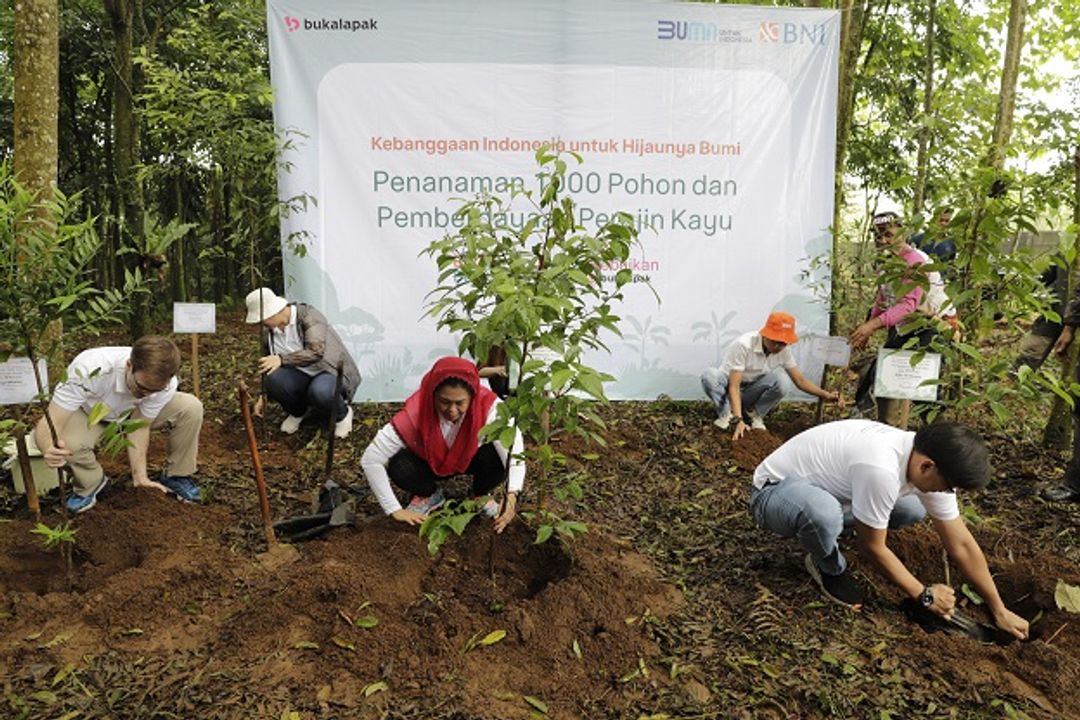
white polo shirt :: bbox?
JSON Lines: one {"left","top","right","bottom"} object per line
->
{"left": 721, "top": 331, "right": 797, "bottom": 382}
{"left": 51, "top": 347, "right": 178, "bottom": 422}
{"left": 753, "top": 419, "right": 959, "bottom": 529}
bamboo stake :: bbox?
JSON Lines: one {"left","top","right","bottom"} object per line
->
{"left": 239, "top": 379, "right": 276, "bottom": 546}
{"left": 15, "top": 433, "right": 40, "bottom": 521}
{"left": 190, "top": 334, "right": 200, "bottom": 397}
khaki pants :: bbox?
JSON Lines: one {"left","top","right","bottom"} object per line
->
{"left": 63, "top": 392, "right": 202, "bottom": 493}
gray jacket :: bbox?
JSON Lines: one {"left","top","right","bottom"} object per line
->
{"left": 261, "top": 303, "right": 362, "bottom": 398}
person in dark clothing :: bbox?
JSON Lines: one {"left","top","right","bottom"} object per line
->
{"left": 1013, "top": 263, "right": 1069, "bottom": 372}
{"left": 245, "top": 287, "right": 362, "bottom": 438}
{"left": 1043, "top": 276, "right": 1080, "bottom": 503}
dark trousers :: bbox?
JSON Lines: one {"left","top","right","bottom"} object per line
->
{"left": 1066, "top": 363, "right": 1080, "bottom": 491}
{"left": 263, "top": 367, "right": 348, "bottom": 421}
{"left": 387, "top": 444, "right": 506, "bottom": 497}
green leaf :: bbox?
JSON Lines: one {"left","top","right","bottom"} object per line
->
{"left": 292, "top": 640, "right": 321, "bottom": 650}
{"left": 960, "top": 583, "right": 985, "bottom": 605}
{"left": 479, "top": 629, "right": 506, "bottom": 646}
{"left": 52, "top": 663, "right": 76, "bottom": 686}
{"left": 86, "top": 402, "right": 111, "bottom": 426}
{"left": 354, "top": 615, "right": 379, "bottom": 629}
{"left": 574, "top": 372, "right": 606, "bottom": 401}
{"left": 363, "top": 681, "right": 388, "bottom": 697}
{"left": 332, "top": 637, "right": 356, "bottom": 651}
{"left": 523, "top": 695, "right": 549, "bottom": 714}
{"left": 1055, "top": 580, "right": 1080, "bottom": 613}
{"left": 40, "top": 631, "right": 73, "bottom": 648}
{"left": 447, "top": 512, "right": 477, "bottom": 536}
{"left": 535, "top": 525, "right": 554, "bottom": 544}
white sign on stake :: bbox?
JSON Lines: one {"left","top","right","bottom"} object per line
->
{"left": 873, "top": 349, "right": 941, "bottom": 401}
{"left": 173, "top": 303, "right": 217, "bottom": 334}
{"left": 0, "top": 357, "right": 48, "bottom": 406}
{"left": 808, "top": 335, "right": 851, "bottom": 368}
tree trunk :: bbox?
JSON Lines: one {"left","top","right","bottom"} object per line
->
{"left": 14, "top": 0, "right": 62, "bottom": 367}
{"left": 13, "top": 0, "right": 59, "bottom": 200}
{"left": 831, "top": 0, "right": 871, "bottom": 336}
{"left": 986, "top": 0, "right": 1027, "bottom": 172}
{"left": 912, "top": 0, "right": 936, "bottom": 214}
{"left": 1043, "top": 145, "right": 1080, "bottom": 449}
{"left": 105, "top": 0, "right": 148, "bottom": 340}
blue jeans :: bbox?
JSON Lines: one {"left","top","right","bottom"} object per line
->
{"left": 701, "top": 367, "right": 794, "bottom": 419}
{"left": 749, "top": 479, "right": 926, "bottom": 576}
{"left": 263, "top": 367, "right": 348, "bottom": 421}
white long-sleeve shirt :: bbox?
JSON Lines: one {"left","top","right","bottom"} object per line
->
{"left": 361, "top": 400, "right": 525, "bottom": 514}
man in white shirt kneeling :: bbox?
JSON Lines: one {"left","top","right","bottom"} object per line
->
{"left": 701, "top": 311, "right": 841, "bottom": 440}
{"left": 750, "top": 419, "right": 1028, "bottom": 640}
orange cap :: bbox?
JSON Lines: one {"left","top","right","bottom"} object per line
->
{"left": 760, "top": 312, "right": 798, "bottom": 345}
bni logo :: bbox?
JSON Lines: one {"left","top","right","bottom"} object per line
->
{"left": 284, "top": 15, "right": 300, "bottom": 32}
{"left": 759, "top": 21, "right": 779, "bottom": 42}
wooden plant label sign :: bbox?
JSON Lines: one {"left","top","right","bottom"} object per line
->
{"left": 808, "top": 335, "right": 851, "bottom": 368}
{"left": 173, "top": 303, "right": 217, "bottom": 334}
{"left": 873, "top": 349, "right": 941, "bottom": 401}
{"left": 0, "top": 358, "right": 48, "bottom": 406}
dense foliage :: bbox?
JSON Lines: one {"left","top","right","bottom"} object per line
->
{"left": 1, "top": 0, "right": 1078, "bottom": 433}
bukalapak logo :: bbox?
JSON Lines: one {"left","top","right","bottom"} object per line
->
{"left": 284, "top": 15, "right": 379, "bottom": 32}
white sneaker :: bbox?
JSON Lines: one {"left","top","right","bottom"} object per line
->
{"left": 280, "top": 413, "right": 305, "bottom": 434}
{"left": 334, "top": 406, "right": 354, "bottom": 439}
{"left": 713, "top": 409, "right": 732, "bottom": 429}
{"left": 748, "top": 411, "right": 767, "bottom": 431}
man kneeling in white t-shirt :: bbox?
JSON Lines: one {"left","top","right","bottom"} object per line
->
{"left": 750, "top": 419, "right": 1028, "bottom": 640}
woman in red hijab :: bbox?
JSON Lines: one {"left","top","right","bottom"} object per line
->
{"left": 361, "top": 357, "right": 523, "bottom": 533}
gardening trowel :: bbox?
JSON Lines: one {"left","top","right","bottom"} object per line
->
{"left": 900, "top": 598, "right": 1013, "bottom": 645}
{"left": 273, "top": 500, "right": 356, "bottom": 542}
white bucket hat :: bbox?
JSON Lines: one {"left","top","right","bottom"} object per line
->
{"left": 245, "top": 287, "right": 289, "bottom": 324}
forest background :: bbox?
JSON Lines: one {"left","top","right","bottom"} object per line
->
{"left": 2, "top": 0, "right": 1080, "bottom": 440}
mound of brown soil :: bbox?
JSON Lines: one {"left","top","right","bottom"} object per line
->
{"left": 0, "top": 485, "right": 679, "bottom": 719}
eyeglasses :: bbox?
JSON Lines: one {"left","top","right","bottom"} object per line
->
{"left": 127, "top": 366, "right": 168, "bottom": 396}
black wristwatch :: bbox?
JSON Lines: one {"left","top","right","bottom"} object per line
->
{"left": 734, "top": 416, "right": 746, "bottom": 425}
{"left": 918, "top": 586, "right": 934, "bottom": 608}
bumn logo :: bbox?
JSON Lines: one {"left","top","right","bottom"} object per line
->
{"left": 759, "top": 21, "right": 779, "bottom": 42}
{"left": 284, "top": 15, "right": 300, "bottom": 32}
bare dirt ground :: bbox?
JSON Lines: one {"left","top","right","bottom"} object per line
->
{"left": 1, "top": 314, "right": 1078, "bottom": 719}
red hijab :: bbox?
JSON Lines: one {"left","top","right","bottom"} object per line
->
{"left": 391, "top": 357, "right": 498, "bottom": 476}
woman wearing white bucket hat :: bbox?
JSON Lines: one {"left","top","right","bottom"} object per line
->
{"left": 245, "top": 288, "right": 361, "bottom": 438}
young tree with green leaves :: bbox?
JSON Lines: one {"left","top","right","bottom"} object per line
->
{"left": 423, "top": 148, "right": 643, "bottom": 546}
{"left": 0, "top": 164, "right": 142, "bottom": 508}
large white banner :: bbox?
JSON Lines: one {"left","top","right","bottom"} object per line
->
{"left": 268, "top": 0, "right": 839, "bottom": 400}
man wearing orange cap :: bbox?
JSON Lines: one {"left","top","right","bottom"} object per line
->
{"left": 701, "top": 312, "right": 842, "bottom": 440}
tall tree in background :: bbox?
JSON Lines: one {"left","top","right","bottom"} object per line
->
{"left": 829, "top": 0, "right": 871, "bottom": 335}
{"left": 104, "top": 0, "right": 147, "bottom": 338}
{"left": 912, "top": 0, "right": 936, "bottom": 214}
{"left": 13, "top": 0, "right": 58, "bottom": 200}
{"left": 13, "top": 0, "right": 61, "bottom": 364}
{"left": 986, "top": 0, "right": 1028, "bottom": 173}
